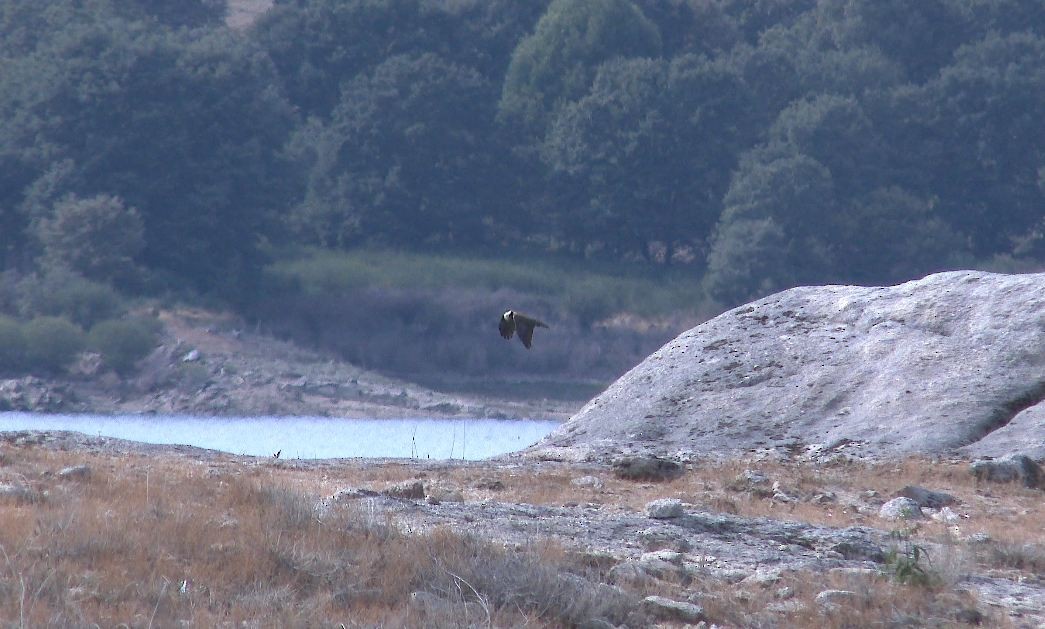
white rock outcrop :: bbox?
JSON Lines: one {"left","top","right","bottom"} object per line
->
{"left": 532, "top": 271, "right": 1045, "bottom": 461}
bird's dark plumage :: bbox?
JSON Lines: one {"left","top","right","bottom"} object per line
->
{"left": 499, "top": 310, "right": 548, "bottom": 349}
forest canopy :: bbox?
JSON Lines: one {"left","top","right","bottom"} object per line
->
{"left": 2, "top": 0, "right": 1043, "bottom": 310}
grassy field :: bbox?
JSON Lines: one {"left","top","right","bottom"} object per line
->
{"left": 264, "top": 247, "right": 711, "bottom": 322}
{"left": 252, "top": 248, "right": 715, "bottom": 384}
{"left": 0, "top": 441, "right": 1039, "bottom": 627}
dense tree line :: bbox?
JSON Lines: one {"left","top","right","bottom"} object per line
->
{"left": 2, "top": 0, "right": 1043, "bottom": 315}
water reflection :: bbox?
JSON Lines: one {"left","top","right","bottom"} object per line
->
{"left": 0, "top": 412, "right": 559, "bottom": 460}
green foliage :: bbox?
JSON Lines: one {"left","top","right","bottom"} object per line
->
{"left": 0, "top": 14, "right": 298, "bottom": 294}
{"left": 2, "top": 0, "right": 1043, "bottom": 323}
{"left": 18, "top": 270, "right": 125, "bottom": 328}
{"left": 87, "top": 317, "right": 159, "bottom": 374}
{"left": 886, "top": 526, "right": 939, "bottom": 587}
{"left": 21, "top": 315, "right": 85, "bottom": 373}
{"left": 299, "top": 53, "right": 498, "bottom": 247}
{"left": 0, "top": 315, "right": 27, "bottom": 373}
{"left": 499, "top": 0, "right": 662, "bottom": 136}
{"left": 264, "top": 248, "right": 703, "bottom": 319}
{"left": 36, "top": 194, "right": 144, "bottom": 286}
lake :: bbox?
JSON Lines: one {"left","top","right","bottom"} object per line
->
{"left": 0, "top": 412, "right": 560, "bottom": 460}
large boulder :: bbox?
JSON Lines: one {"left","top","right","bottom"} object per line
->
{"left": 530, "top": 271, "right": 1045, "bottom": 461}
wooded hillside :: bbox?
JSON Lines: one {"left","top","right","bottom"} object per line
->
{"left": 1, "top": 0, "right": 1042, "bottom": 379}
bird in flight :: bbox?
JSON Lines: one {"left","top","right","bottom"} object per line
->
{"left": 499, "top": 310, "right": 548, "bottom": 349}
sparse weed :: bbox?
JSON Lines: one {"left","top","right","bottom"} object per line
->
{"left": 885, "top": 525, "right": 938, "bottom": 587}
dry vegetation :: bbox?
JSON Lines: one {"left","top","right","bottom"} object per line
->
{"left": 0, "top": 441, "right": 1041, "bottom": 627}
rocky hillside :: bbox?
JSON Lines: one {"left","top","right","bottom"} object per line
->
{"left": 0, "top": 308, "right": 577, "bottom": 421}
{"left": 531, "top": 271, "right": 1045, "bottom": 462}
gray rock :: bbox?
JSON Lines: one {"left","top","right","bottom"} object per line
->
{"left": 815, "top": 589, "right": 857, "bottom": 609}
{"left": 612, "top": 456, "right": 682, "bottom": 481}
{"left": 425, "top": 484, "right": 464, "bottom": 503}
{"left": 970, "top": 454, "right": 1042, "bottom": 488}
{"left": 530, "top": 271, "right": 1045, "bottom": 460}
{"left": 741, "top": 567, "right": 782, "bottom": 586}
{"left": 58, "top": 464, "right": 91, "bottom": 481}
{"left": 383, "top": 480, "right": 425, "bottom": 500}
{"left": 829, "top": 539, "right": 886, "bottom": 563}
{"left": 646, "top": 498, "right": 684, "bottom": 519}
{"left": 959, "top": 401, "right": 1045, "bottom": 461}
{"left": 767, "top": 600, "right": 806, "bottom": 614}
{"left": 0, "top": 483, "right": 38, "bottom": 503}
{"left": 897, "top": 485, "right": 958, "bottom": 508}
{"left": 571, "top": 475, "right": 604, "bottom": 489}
{"left": 642, "top": 596, "right": 705, "bottom": 623}
{"left": 879, "top": 497, "right": 924, "bottom": 521}
{"left": 637, "top": 527, "right": 691, "bottom": 552}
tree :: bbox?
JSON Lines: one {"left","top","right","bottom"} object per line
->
{"left": 815, "top": 0, "right": 970, "bottom": 81}
{"left": 834, "top": 186, "right": 965, "bottom": 283}
{"left": 767, "top": 94, "right": 885, "bottom": 196}
{"left": 704, "top": 150, "right": 838, "bottom": 303}
{"left": 703, "top": 216, "right": 791, "bottom": 305}
{"left": 898, "top": 32, "right": 1045, "bottom": 256}
{"left": 254, "top": 0, "right": 548, "bottom": 119}
{"left": 543, "top": 54, "right": 752, "bottom": 260}
{"left": 0, "top": 18, "right": 299, "bottom": 294}
{"left": 498, "top": 0, "right": 662, "bottom": 138}
{"left": 300, "top": 53, "right": 497, "bottom": 247}
{"left": 36, "top": 194, "right": 144, "bottom": 286}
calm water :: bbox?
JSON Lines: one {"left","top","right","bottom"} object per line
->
{"left": 0, "top": 413, "right": 560, "bottom": 460}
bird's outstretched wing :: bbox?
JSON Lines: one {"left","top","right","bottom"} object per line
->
{"left": 499, "top": 315, "right": 515, "bottom": 340}
{"left": 512, "top": 313, "right": 547, "bottom": 349}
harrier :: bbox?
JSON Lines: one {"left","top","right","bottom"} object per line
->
{"left": 499, "top": 310, "right": 548, "bottom": 349}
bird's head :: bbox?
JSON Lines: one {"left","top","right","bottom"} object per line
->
{"left": 502, "top": 310, "right": 514, "bottom": 321}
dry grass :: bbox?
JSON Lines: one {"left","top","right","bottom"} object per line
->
{"left": 0, "top": 443, "right": 1039, "bottom": 627}
{"left": 0, "top": 447, "right": 641, "bottom": 627}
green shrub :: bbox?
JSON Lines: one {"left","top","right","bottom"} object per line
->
{"left": 36, "top": 194, "right": 145, "bottom": 286}
{"left": 19, "top": 269, "right": 125, "bottom": 328}
{"left": 22, "top": 316, "right": 86, "bottom": 373}
{"left": 88, "top": 318, "right": 160, "bottom": 374}
{"left": 0, "top": 315, "right": 27, "bottom": 373}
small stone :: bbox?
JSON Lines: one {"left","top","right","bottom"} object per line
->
{"left": 383, "top": 480, "right": 425, "bottom": 500}
{"left": 815, "top": 589, "right": 857, "bottom": 609}
{"left": 474, "top": 478, "right": 504, "bottom": 491}
{"left": 970, "top": 455, "right": 1042, "bottom": 489}
{"left": 642, "top": 596, "right": 706, "bottom": 623}
{"left": 640, "top": 550, "right": 683, "bottom": 565}
{"left": 955, "top": 607, "right": 985, "bottom": 625}
{"left": 58, "top": 464, "right": 91, "bottom": 481}
{"left": 741, "top": 567, "right": 782, "bottom": 586}
{"left": 829, "top": 567, "right": 884, "bottom": 580}
{"left": 607, "top": 560, "right": 654, "bottom": 587}
{"left": 571, "top": 475, "right": 603, "bottom": 489}
{"left": 613, "top": 456, "right": 682, "bottom": 482}
{"left": 638, "top": 527, "right": 691, "bottom": 552}
{"left": 426, "top": 484, "right": 463, "bottom": 503}
{"left": 767, "top": 600, "right": 806, "bottom": 614}
{"left": 646, "top": 498, "right": 684, "bottom": 519}
{"left": 878, "top": 497, "right": 924, "bottom": 521}
{"left": 0, "top": 483, "right": 37, "bottom": 503}
{"left": 930, "top": 506, "right": 961, "bottom": 523}
{"left": 897, "top": 485, "right": 958, "bottom": 508}
{"left": 812, "top": 491, "right": 836, "bottom": 504}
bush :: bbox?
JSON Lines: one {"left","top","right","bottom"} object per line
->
{"left": 36, "top": 194, "right": 145, "bottom": 286}
{"left": 0, "top": 315, "right": 26, "bottom": 373}
{"left": 88, "top": 318, "right": 160, "bottom": 374}
{"left": 22, "top": 316, "right": 85, "bottom": 373}
{"left": 18, "top": 269, "right": 125, "bottom": 328}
